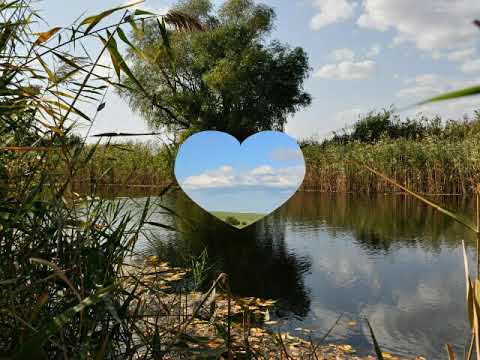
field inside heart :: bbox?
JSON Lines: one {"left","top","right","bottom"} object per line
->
{"left": 174, "top": 131, "right": 305, "bottom": 229}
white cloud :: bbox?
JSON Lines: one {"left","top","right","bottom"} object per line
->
{"left": 250, "top": 165, "right": 275, "bottom": 176}
{"left": 431, "top": 51, "right": 443, "bottom": 60}
{"left": 314, "top": 60, "right": 376, "bottom": 80}
{"left": 461, "top": 59, "right": 480, "bottom": 73}
{"left": 447, "top": 47, "right": 476, "bottom": 62}
{"left": 357, "top": 0, "right": 480, "bottom": 51}
{"left": 397, "top": 73, "right": 480, "bottom": 119}
{"left": 309, "top": 0, "right": 357, "bottom": 30}
{"left": 398, "top": 74, "right": 480, "bottom": 99}
{"left": 331, "top": 48, "right": 355, "bottom": 62}
{"left": 181, "top": 165, "right": 305, "bottom": 190}
{"left": 366, "top": 44, "right": 381, "bottom": 58}
{"left": 396, "top": 74, "right": 442, "bottom": 99}
{"left": 182, "top": 166, "right": 235, "bottom": 189}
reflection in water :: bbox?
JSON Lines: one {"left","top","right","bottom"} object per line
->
{"left": 146, "top": 193, "right": 313, "bottom": 318}
{"left": 132, "top": 191, "right": 476, "bottom": 358}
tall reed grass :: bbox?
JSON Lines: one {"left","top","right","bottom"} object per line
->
{"left": 301, "top": 115, "right": 480, "bottom": 194}
{"left": 354, "top": 160, "right": 480, "bottom": 359}
{"left": 0, "top": 1, "right": 227, "bottom": 358}
{"left": 72, "top": 141, "right": 173, "bottom": 191}
{"left": 76, "top": 113, "right": 480, "bottom": 196}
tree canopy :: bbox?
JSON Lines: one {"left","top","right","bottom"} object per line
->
{"left": 120, "top": 0, "right": 311, "bottom": 140}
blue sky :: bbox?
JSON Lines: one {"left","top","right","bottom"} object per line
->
{"left": 174, "top": 131, "right": 305, "bottom": 213}
{"left": 39, "top": 0, "right": 480, "bottom": 140}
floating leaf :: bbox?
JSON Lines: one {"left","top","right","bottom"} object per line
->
{"left": 35, "top": 52, "right": 57, "bottom": 82}
{"left": 133, "top": 9, "right": 155, "bottom": 16}
{"left": 100, "top": 31, "right": 121, "bottom": 79}
{"left": 43, "top": 99, "right": 91, "bottom": 121}
{"left": 157, "top": 18, "right": 174, "bottom": 66}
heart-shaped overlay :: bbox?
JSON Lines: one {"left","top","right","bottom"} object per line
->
{"left": 174, "top": 131, "right": 305, "bottom": 229}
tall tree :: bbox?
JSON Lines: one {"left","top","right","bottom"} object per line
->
{"left": 120, "top": 0, "right": 311, "bottom": 140}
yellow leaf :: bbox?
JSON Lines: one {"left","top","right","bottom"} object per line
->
{"left": 207, "top": 338, "right": 224, "bottom": 349}
{"left": 146, "top": 255, "right": 159, "bottom": 265}
{"left": 338, "top": 344, "right": 354, "bottom": 353}
{"left": 34, "top": 27, "right": 61, "bottom": 46}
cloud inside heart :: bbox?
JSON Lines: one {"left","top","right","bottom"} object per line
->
{"left": 174, "top": 131, "right": 305, "bottom": 222}
{"left": 181, "top": 164, "right": 304, "bottom": 190}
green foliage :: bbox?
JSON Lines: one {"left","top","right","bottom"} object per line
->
{"left": 120, "top": 0, "right": 311, "bottom": 140}
{"left": 0, "top": 1, "right": 202, "bottom": 358}
{"left": 301, "top": 112, "right": 480, "bottom": 194}
{"left": 73, "top": 141, "right": 174, "bottom": 189}
{"left": 225, "top": 216, "right": 241, "bottom": 226}
{"left": 326, "top": 108, "right": 449, "bottom": 144}
{"left": 190, "top": 248, "right": 211, "bottom": 289}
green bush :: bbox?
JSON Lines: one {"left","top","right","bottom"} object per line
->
{"left": 225, "top": 216, "right": 241, "bottom": 226}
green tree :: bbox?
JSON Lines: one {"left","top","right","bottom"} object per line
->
{"left": 225, "top": 216, "right": 240, "bottom": 226}
{"left": 120, "top": 0, "right": 311, "bottom": 140}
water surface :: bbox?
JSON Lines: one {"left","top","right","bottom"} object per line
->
{"left": 125, "top": 191, "right": 476, "bottom": 359}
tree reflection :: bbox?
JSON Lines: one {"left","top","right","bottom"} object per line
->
{"left": 148, "top": 192, "right": 312, "bottom": 318}
{"left": 280, "top": 192, "right": 475, "bottom": 254}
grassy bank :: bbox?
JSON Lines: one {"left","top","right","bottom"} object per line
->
{"left": 301, "top": 111, "right": 480, "bottom": 194}
{"left": 70, "top": 142, "right": 173, "bottom": 191}
{"left": 211, "top": 211, "right": 266, "bottom": 228}
{"left": 80, "top": 111, "right": 480, "bottom": 195}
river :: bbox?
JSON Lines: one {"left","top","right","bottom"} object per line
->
{"left": 117, "top": 190, "right": 477, "bottom": 359}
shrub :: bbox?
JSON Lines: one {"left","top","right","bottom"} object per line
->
{"left": 225, "top": 216, "right": 241, "bottom": 226}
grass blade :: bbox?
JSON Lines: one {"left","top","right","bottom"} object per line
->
{"left": 30, "top": 258, "right": 81, "bottom": 302}
{"left": 15, "top": 285, "right": 115, "bottom": 359}
{"left": 366, "top": 319, "right": 384, "bottom": 360}
{"left": 80, "top": 1, "right": 143, "bottom": 34}
{"left": 418, "top": 85, "right": 480, "bottom": 105}
{"left": 33, "top": 27, "right": 61, "bottom": 46}
{"left": 446, "top": 343, "right": 456, "bottom": 360}
{"left": 350, "top": 160, "right": 478, "bottom": 233}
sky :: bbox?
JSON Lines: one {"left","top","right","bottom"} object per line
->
{"left": 174, "top": 131, "right": 305, "bottom": 213}
{"left": 39, "top": 0, "right": 480, "bottom": 141}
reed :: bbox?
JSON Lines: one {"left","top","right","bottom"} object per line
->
{"left": 73, "top": 112, "right": 480, "bottom": 196}
{"left": 354, "top": 160, "right": 480, "bottom": 359}
{"left": 0, "top": 2, "right": 351, "bottom": 359}
{"left": 0, "top": 2, "right": 229, "bottom": 358}
{"left": 301, "top": 113, "right": 480, "bottom": 194}
{"left": 71, "top": 142, "right": 174, "bottom": 191}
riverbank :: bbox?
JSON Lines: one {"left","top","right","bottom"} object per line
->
{"left": 124, "top": 255, "right": 423, "bottom": 360}
{"left": 301, "top": 134, "right": 480, "bottom": 194}
{"left": 75, "top": 114, "right": 480, "bottom": 196}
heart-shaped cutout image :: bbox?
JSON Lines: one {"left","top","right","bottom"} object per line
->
{"left": 174, "top": 131, "right": 305, "bottom": 229}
